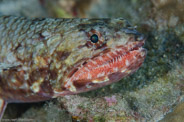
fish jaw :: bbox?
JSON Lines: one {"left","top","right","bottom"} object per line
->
{"left": 61, "top": 39, "right": 146, "bottom": 94}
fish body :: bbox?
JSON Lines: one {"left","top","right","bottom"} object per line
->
{"left": 0, "top": 16, "right": 146, "bottom": 118}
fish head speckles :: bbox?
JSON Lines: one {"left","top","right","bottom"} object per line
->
{"left": 53, "top": 18, "right": 146, "bottom": 95}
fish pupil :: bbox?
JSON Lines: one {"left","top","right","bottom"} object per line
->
{"left": 90, "top": 34, "right": 98, "bottom": 43}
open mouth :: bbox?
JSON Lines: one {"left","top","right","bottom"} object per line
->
{"left": 64, "top": 39, "right": 146, "bottom": 91}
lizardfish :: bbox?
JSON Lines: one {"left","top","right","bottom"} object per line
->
{"left": 0, "top": 16, "right": 146, "bottom": 119}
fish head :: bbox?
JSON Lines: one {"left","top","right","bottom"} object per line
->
{"left": 54, "top": 18, "right": 146, "bottom": 95}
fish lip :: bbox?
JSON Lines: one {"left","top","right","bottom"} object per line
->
{"left": 130, "top": 40, "right": 145, "bottom": 51}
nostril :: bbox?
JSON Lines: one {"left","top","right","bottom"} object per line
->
{"left": 135, "top": 34, "right": 145, "bottom": 41}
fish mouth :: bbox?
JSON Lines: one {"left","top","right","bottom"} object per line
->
{"left": 64, "top": 39, "right": 146, "bottom": 92}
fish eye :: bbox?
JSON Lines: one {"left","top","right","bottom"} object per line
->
{"left": 90, "top": 34, "right": 99, "bottom": 43}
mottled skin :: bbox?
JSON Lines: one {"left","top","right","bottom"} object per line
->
{"left": 0, "top": 16, "right": 146, "bottom": 118}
